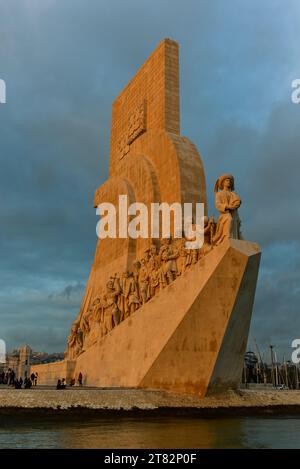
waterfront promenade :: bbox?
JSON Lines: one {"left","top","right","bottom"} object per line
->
{"left": 0, "top": 387, "right": 300, "bottom": 414}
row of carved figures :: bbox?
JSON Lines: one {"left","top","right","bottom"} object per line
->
{"left": 66, "top": 173, "right": 242, "bottom": 359}
{"left": 66, "top": 215, "right": 216, "bottom": 359}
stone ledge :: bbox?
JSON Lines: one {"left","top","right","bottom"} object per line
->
{"left": 0, "top": 388, "right": 299, "bottom": 413}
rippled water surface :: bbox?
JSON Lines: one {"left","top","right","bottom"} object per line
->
{"left": 0, "top": 415, "right": 299, "bottom": 448}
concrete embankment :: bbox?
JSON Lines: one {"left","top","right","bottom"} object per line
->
{"left": 1, "top": 388, "right": 300, "bottom": 416}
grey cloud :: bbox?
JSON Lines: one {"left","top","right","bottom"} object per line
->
{"left": 48, "top": 282, "right": 85, "bottom": 300}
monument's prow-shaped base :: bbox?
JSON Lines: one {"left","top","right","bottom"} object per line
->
{"left": 72, "top": 239, "right": 260, "bottom": 396}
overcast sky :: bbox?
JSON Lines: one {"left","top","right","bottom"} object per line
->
{"left": 0, "top": 0, "right": 299, "bottom": 362}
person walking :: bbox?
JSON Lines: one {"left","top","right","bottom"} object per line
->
{"left": 10, "top": 370, "right": 15, "bottom": 386}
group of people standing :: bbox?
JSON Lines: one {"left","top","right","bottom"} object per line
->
{"left": 0, "top": 370, "right": 38, "bottom": 389}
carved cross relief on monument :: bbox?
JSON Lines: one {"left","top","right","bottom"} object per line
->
{"left": 118, "top": 100, "right": 147, "bottom": 159}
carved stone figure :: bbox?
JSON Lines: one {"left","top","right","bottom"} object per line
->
{"left": 119, "top": 272, "right": 127, "bottom": 321}
{"left": 213, "top": 174, "right": 241, "bottom": 245}
{"left": 84, "top": 298, "right": 103, "bottom": 346}
{"left": 76, "top": 327, "right": 84, "bottom": 355}
{"left": 185, "top": 248, "right": 198, "bottom": 268}
{"left": 123, "top": 271, "right": 140, "bottom": 316}
{"left": 143, "top": 248, "right": 151, "bottom": 263}
{"left": 138, "top": 258, "right": 150, "bottom": 304}
{"left": 132, "top": 260, "right": 141, "bottom": 301}
{"left": 148, "top": 244, "right": 161, "bottom": 297}
{"left": 159, "top": 238, "right": 179, "bottom": 285}
{"left": 102, "top": 277, "right": 121, "bottom": 335}
{"left": 80, "top": 307, "right": 93, "bottom": 337}
{"left": 112, "top": 275, "right": 122, "bottom": 326}
{"left": 93, "top": 297, "right": 103, "bottom": 323}
{"left": 149, "top": 243, "right": 160, "bottom": 267}
{"left": 199, "top": 216, "right": 215, "bottom": 257}
{"left": 176, "top": 238, "right": 188, "bottom": 276}
{"left": 191, "top": 248, "right": 198, "bottom": 264}
{"left": 66, "top": 322, "right": 84, "bottom": 359}
{"left": 66, "top": 323, "right": 78, "bottom": 359}
{"left": 88, "top": 298, "right": 102, "bottom": 324}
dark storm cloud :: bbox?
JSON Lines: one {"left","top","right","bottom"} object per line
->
{"left": 0, "top": 0, "right": 299, "bottom": 355}
{"left": 48, "top": 282, "right": 85, "bottom": 300}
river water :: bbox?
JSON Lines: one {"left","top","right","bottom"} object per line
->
{"left": 0, "top": 415, "right": 299, "bottom": 448}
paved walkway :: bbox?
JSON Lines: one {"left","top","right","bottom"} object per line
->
{"left": 0, "top": 388, "right": 300, "bottom": 412}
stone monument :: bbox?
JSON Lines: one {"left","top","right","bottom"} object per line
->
{"left": 31, "top": 39, "right": 261, "bottom": 396}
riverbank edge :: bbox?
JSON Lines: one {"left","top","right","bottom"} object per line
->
{"left": 1, "top": 405, "right": 300, "bottom": 418}
{"left": 1, "top": 389, "right": 300, "bottom": 417}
